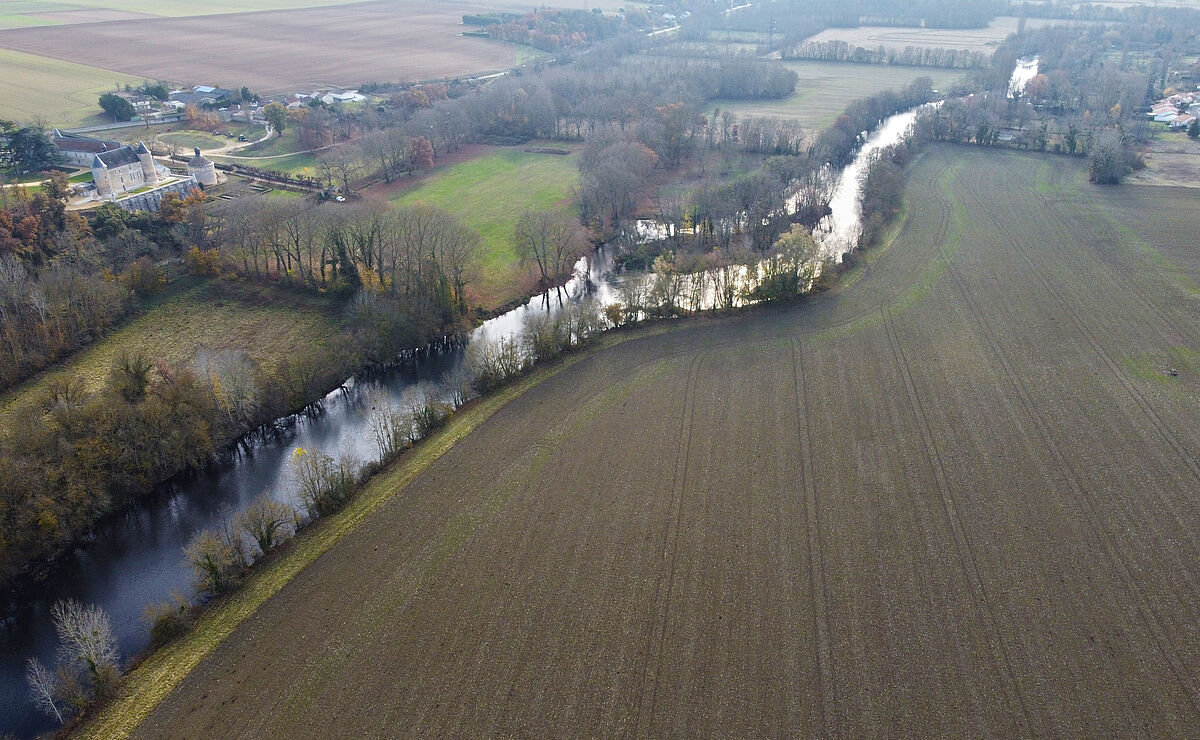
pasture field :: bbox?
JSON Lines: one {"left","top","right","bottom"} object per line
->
{"left": 213, "top": 150, "right": 324, "bottom": 176}
{"left": 0, "top": 279, "right": 341, "bottom": 417}
{"left": 713, "top": 61, "right": 964, "bottom": 130}
{"left": 800, "top": 16, "right": 1087, "bottom": 54}
{"left": 85, "top": 146, "right": 1200, "bottom": 737}
{"left": 0, "top": 47, "right": 143, "bottom": 126}
{"left": 0, "top": 2, "right": 522, "bottom": 97}
{"left": 383, "top": 147, "right": 580, "bottom": 309}
{"left": 227, "top": 128, "right": 303, "bottom": 158}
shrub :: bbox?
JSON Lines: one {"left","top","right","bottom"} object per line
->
{"left": 236, "top": 494, "right": 294, "bottom": 555}
{"left": 184, "top": 245, "right": 221, "bottom": 277}
{"left": 143, "top": 597, "right": 191, "bottom": 648}
{"left": 292, "top": 448, "right": 358, "bottom": 518}
{"left": 125, "top": 257, "right": 165, "bottom": 298}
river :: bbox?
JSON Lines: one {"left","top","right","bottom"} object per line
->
{"left": 0, "top": 59, "right": 1034, "bottom": 735}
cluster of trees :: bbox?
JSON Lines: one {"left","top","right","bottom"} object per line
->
{"left": 0, "top": 182, "right": 208, "bottom": 392}
{"left": 26, "top": 600, "right": 121, "bottom": 724}
{"left": 919, "top": 10, "right": 1200, "bottom": 182}
{"left": 482, "top": 8, "right": 650, "bottom": 51}
{"left": 0, "top": 256, "right": 131, "bottom": 391}
{"left": 345, "top": 130, "right": 434, "bottom": 185}
{"left": 215, "top": 198, "right": 478, "bottom": 323}
{"left": 0, "top": 171, "right": 70, "bottom": 257}
{"left": 98, "top": 93, "right": 137, "bottom": 122}
{"left": 0, "top": 121, "right": 60, "bottom": 174}
{"left": 783, "top": 40, "right": 990, "bottom": 69}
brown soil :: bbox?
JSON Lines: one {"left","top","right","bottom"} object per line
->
{"left": 1130, "top": 133, "right": 1200, "bottom": 188}
{"left": 0, "top": 1, "right": 521, "bottom": 93}
{"left": 126, "top": 146, "right": 1200, "bottom": 737}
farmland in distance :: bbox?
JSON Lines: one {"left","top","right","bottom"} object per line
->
{"left": 110, "top": 145, "right": 1200, "bottom": 737}
{"left": 0, "top": 0, "right": 526, "bottom": 125}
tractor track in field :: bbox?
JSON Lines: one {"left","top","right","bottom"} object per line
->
{"left": 880, "top": 304, "right": 1035, "bottom": 735}
{"left": 634, "top": 351, "right": 703, "bottom": 736}
{"left": 955, "top": 173, "right": 1200, "bottom": 715}
{"left": 790, "top": 339, "right": 835, "bottom": 735}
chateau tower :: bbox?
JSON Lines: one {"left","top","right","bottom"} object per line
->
{"left": 135, "top": 141, "right": 158, "bottom": 184}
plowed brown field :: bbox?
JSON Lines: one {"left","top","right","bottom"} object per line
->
{"left": 125, "top": 146, "right": 1200, "bottom": 737}
{"left": 0, "top": 0, "right": 521, "bottom": 94}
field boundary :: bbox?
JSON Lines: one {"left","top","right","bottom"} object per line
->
{"left": 75, "top": 319, "right": 683, "bottom": 740}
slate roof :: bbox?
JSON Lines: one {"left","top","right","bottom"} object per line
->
{"left": 188, "top": 147, "right": 213, "bottom": 166}
{"left": 93, "top": 146, "right": 142, "bottom": 168}
{"left": 52, "top": 131, "right": 121, "bottom": 154}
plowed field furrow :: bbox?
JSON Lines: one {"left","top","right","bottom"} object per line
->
{"left": 881, "top": 306, "right": 1035, "bottom": 735}
{"left": 117, "top": 146, "right": 1200, "bottom": 739}
{"left": 790, "top": 339, "right": 834, "bottom": 736}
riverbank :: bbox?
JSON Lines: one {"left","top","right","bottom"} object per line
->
{"left": 73, "top": 314, "right": 689, "bottom": 739}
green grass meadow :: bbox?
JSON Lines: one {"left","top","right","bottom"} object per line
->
{"left": 713, "top": 61, "right": 965, "bottom": 130}
{"left": 385, "top": 148, "right": 580, "bottom": 308}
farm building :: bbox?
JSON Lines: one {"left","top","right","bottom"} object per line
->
{"left": 51, "top": 130, "right": 122, "bottom": 167}
{"left": 1170, "top": 113, "right": 1197, "bottom": 130}
{"left": 169, "top": 85, "right": 233, "bottom": 107}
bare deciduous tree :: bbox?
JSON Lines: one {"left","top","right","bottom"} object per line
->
{"left": 236, "top": 494, "right": 294, "bottom": 555}
{"left": 514, "top": 210, "right": 587, "bottom": 285}
{"left": 50, "top": 599, "right": 120, "bottom": 700}
{"left": 26, "top": 658, "right": 62, "bottom": 722}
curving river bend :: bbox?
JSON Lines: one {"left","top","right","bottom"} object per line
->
{"left": 0, "top": 59, "right": 1036, "bottom": 735}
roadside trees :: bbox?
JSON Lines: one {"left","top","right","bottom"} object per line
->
{"left": 262, "top": 102, "right": 288, "bottom": 134}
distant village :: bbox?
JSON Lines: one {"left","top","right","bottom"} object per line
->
{"left": 102, "top": 82, "right": 370, "bottom": 125}
{"left": 1148, "top": 89, "right": 1200, "bottom": 133}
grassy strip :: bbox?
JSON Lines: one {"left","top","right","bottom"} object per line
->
{"left": 75, "top": 320, "right": 675, "bottom": 740}
{"left": 0, "top": 279, "right": 339, "bottom": 416}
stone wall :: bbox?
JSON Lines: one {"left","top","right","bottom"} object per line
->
{"left": 112, "top": 177, "right": 198, "bottom": 213}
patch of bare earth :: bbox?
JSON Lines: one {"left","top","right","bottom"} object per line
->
{"left": 0, "top": 0, "right": 521, "bottom": 93}
{"left": 1130, "top": 135, "right": 1200, "bottom": 187}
